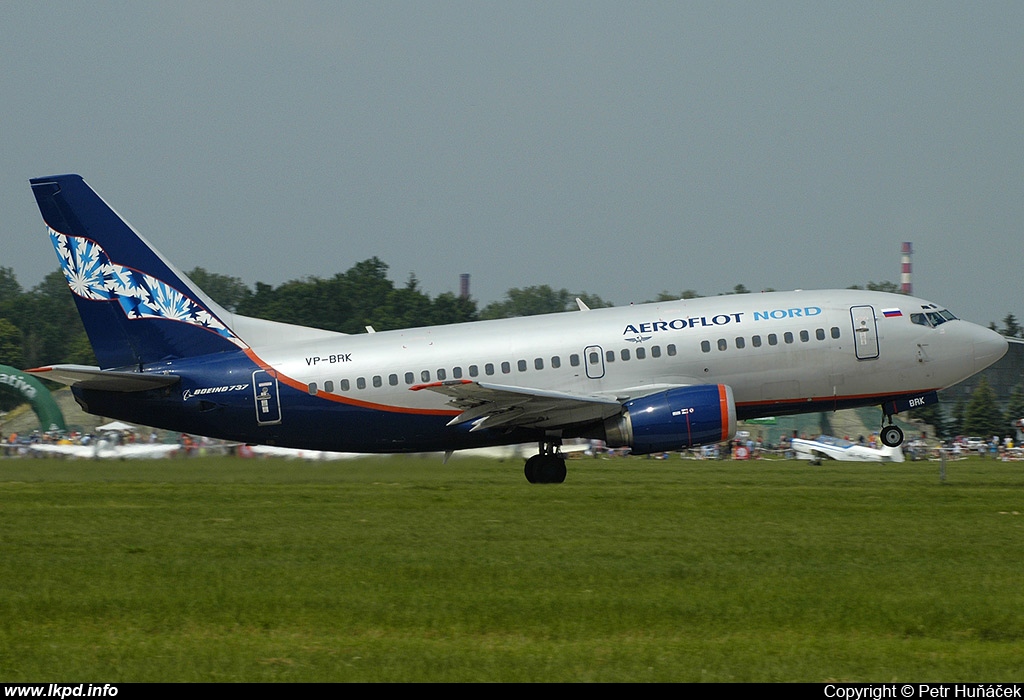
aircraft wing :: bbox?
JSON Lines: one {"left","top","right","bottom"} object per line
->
{"left": 27, "top": 364, "right": 181, "bottom": 392}
{"left": 411, "top": 379, "right": 624, "bottom": 432}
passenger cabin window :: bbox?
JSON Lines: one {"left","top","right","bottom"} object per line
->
{"left": 735, "top": 337, "right": 745, "bottom": 349}
{"left": 701, "top": 340, "right": 711, "bottom": 353}
{"left": 636, "top": 347, "right": 646, "bottom": 359}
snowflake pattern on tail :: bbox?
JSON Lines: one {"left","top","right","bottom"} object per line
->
{"left": 49, "top": 228, "right": 245, "bottom": 349}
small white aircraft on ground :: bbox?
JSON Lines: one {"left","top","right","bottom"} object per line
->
{"left": 791, "top": 435, "right": 905, "bottom": 464}
{"left": 25, "top": 420, "right": 181, "bottom": 459}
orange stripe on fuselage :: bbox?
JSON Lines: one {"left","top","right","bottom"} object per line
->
{"left": 242, "top": 347, "right": 460, "bottom": 416}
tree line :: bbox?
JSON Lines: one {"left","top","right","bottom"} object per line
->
{"left": 914, "top": 377, "right": 1024, "bottom": 441}
{"left": 1, "top": 262, "right": 1020, "bottom": 433}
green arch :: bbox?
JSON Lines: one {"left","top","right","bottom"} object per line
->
{"left": 0, "top": 365, "right": 66, "bottom": 433}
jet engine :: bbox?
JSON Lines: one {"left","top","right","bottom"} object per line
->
{"left": 603, "top": 384, "right": 737, "bottom": 454}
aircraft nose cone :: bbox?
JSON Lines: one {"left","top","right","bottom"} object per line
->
{"left": 973, "top": 326, "right": 1009, "bottom": 372}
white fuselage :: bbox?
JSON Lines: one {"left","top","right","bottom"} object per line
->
{"left": 254, "top": 289, "right": 1004, "bottom": 420}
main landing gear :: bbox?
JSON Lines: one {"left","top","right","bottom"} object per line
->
{"left": 524, "top": 441, "right": 567, "bottom": 484}
{"left": 879, "top": 410, "right": 905, "bottom": 448}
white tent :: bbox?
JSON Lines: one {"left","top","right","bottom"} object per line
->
{"left": 97, "top": 421, "right": 135, "bottom": 432}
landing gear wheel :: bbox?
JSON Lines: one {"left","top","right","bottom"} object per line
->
{"left": 880, "top": 424, "right": 904, "bottom": 448}
{"left": 524, "top": 456, "right": 539, "bottom": 483}
{"left": 541, "top": 457, "right": 567, "bottom": 484}
{"left": 524, "top": 453, "right": 567, "bottom": 484}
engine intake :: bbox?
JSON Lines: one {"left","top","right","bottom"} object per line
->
{"left": 604, "top": 384, "right": 737, "bottom": 454}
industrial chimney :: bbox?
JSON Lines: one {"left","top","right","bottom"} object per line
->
{"left": 900, "top": 242, "right": 912, "bottom": 295}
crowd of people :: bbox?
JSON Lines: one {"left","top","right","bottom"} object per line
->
{"left": 4, "top": 427, "right": 1023, "bottom": 461}
{"left": 574, "top": 430, "right": 1024, "bottom": 462}
{"left": 2, "top": 428, "right": 227, "bottom": 458}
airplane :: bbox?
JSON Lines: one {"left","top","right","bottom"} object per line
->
{"left": 28, "top": 439, "right": 181, "bottom": 460}
{"left": 26, "top": 421, "right": 181, "bottom": 459}
{"left": 26, "top": 174, "right": 1008, "bottom": 483}
{"left": 790, "top": 435, "right": 905, "bottom": 464}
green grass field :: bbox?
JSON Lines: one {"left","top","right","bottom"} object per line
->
{"left": 1, "top": 453, "right": 1022, "bottom": 682}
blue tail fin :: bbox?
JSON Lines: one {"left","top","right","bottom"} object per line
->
{"left": 30, "top": 174, "right": 248, "bottom": 369}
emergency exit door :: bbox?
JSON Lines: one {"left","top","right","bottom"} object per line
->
{"left": 584, "top": 345, "right": 605, "bottom": 379}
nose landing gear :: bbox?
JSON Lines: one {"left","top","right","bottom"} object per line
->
{"left": 879, "top": 412, "right": 904, "bottom": 448}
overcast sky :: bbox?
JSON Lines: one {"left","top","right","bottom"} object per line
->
{"left": 3, "top": 2, "right": 1022, "bottom": 325}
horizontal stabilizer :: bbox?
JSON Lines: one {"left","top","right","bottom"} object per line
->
{"left": 28, "top": 364, "right": 181, "bottom": 392}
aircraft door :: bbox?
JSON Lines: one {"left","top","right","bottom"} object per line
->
{"left": 850, "top": 306, "right": 879, "bottom": 360}
{"left": 252, "top": 369, "right": 282, "bottom": 425}
{"left": 584, "top": 345, "right": 605, "bottom": 379}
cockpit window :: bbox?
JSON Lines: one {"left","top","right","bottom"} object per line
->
{"left": 912, "top": 309, "right": 959, "bottom": 328}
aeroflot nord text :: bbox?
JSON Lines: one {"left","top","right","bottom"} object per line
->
{"left": 623, "top": 306, "right": 822, "bottom": 335}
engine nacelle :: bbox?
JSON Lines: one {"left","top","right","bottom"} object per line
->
{"left": 603, "top": 384, "right": 737, "bottom": 454}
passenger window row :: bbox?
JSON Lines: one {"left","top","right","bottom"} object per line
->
{"left": 602, "top": 344, "right": 678, "bottom": 362}
{"left": 699, "top": 327, "right": 841, "bottom": 353}
{"left": 307, "top": 343, "right": 680, "bottom": 394}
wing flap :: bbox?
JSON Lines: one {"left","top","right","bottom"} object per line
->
{"left": 411, "top": 379, "right": 622, "bottom": 431}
